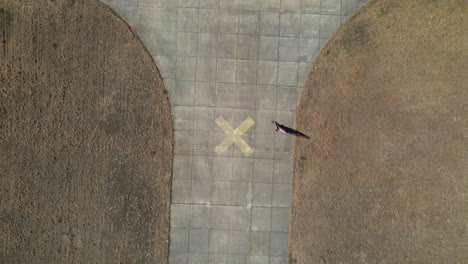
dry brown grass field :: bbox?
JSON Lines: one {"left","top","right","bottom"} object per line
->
{"left": 291, "top": 0, "right": 466, "bottom": 263}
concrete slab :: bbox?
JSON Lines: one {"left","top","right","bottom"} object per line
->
{"left": 192, "top": 155, "right": 213, "bottom": 180}
{"left": 273, "top": 159, "right": 293, "bottom": 184}
{"left": 274, "top": 134, "right": 294, "bottom": 155}
{"left": 256, "top": 86, "right": 277, "bottom": 110}
{"left": 239, "top": 11, "right": 259, "bottom": 35}
{"left": 209, "top": 254, "right": 230, "bottom": 264}
{"left": 194, "top": 130, "right": 215, "bottom": 154}
{"left": 169, "top": 252, "right": 188, "bottom": 264}
{"left": 173, "top": 106, "right": 194, "bottom": 130}
{"left": 280, "top": 12, "right": 300, "bottom": 37}
{"left": 298, "top": 62, "right": 311, "bottom": 86}
{"left": 154, "top": 55, "right": 176, "bottom": 78}
{"left": 220, "top": 0, "right": 240, "bottom": 10}
{"left": 250, "top": 231, "right": 270, "bottom": 255}
{"left": 298, "top": 0, "right": 321, "bottom": 13}
{"left": 213, "top": 156, "right": 233, "bottom": 180}
{"left": 276, "top": 87, "right": 298, "bottom": 111}
{"left": 198, "top": 9, "right": 219, "bottom": 33}
{"left": 177, "top": 32, "right": 197, "bottom": 56}
{"left": 212, "top": 181, "right": 231, "bottom": 205}
{"left": 172, "top": 154, "right": 192, "bottom": 179}
{"left": 250, "top": 256, "right": 269, "bottom": 264}
{"left": 238, "top": 35, "right": 259, "bottom": 59}
{"left": 155, "top": 8, "right": 178, "bottom": 32}
{"left": 231, "top": 207, "right": 252, "bottom": 230}
{"left": 189, "top": 253, "right": 208, "bottom": 264}
{"left": 271, "top": 207, "right": 291, "bottom": 232}
{"left": 176, "top": 57, "right": 197, "bottom": 81}
{"left": 154, "top": 31, "right": 178, "bottom": 56}
{"left": 237, "top": 60, "right": 258, "bottom": 84}
{"left": 194, "top": 82, "right": 216, "bottom": 106}
{"left": 254, "top": 134, "right": 275, "bottom": 158}
{"left": 272, "top": 184, "right": 292, "bottom": 207}
{"left": 217, "top": 59, "right": 237, "bottom": 83}
{"left": 240, "top": 0, "right": 260, "bottom": 10}
{"left": 300, "top": 14, "right": 320, "bottom": 37}
{"left": 189, "top": 229, "right": 210, "bottom": 253}
{"left": 172, "top": 179, "right": 191, "bottom": 203}
{"left": 174, "top": 81, "right": 195, "bottom": 106}
{"left": 191, "top": 180, "right": 212, "bottom": 204}
{"left": 320, "top": 14, "right": 341, "bottom": 39}
{"left": 196, "top": 58, "right": 217, "bottom": 81}
{"left": 252, "top": 183, "right": 273, "bottom": 206}
{"left": 174, "top": 130, "right": 193, "bottom": 154}
{"left": 171, "top": 204, "right": 191, "bottom": 228}
{"left": 219, "top": 10, "right": 239, "bottom": 34}
{"left": 177, "top": 8, "right": 198, "bottom": 32}
{"left": 234, "top": 108, "right": 257, "bottom": 127}
{"left": 102, "top": 0, "right": 368, "bottom": 262}
{"left": 260, "top": 12, "right": 280, "bottom": 36}
{"left": 170, "top": 227, "right": 189, "bottom": 253}
{"left": 251, "top": 206, "right": 272, "bottom": 231}
{"left": 230, "top": 230, "right": 250, "bottom": 254}
{"left": 277, "top": 62, "right": 298, "bottom": 86}
{"left": 209, "top": 230, "right": 230, "bottom": 253}
{"left": 270, "top": 257, "right": 289, "bottom": 264}
{"left": 299, "top": 37, "right": 320, "bottom": 62}
{"left": 197, "top": 33, "right": 218, "bottom": 57}
{"left": 199, "top": 0, "right": 219, "bottom": 9}
{"left": 269, "top": 232, "right": 289, "bottom": 257}
{"left": 275, "top": 110, "right": 295, "bottom": 127}
{"left": 253, "top": 159, "right": 274, "bottom": 183}
{"left": 180, "top": 0, "right": 199, "bottom": 8}
{"left": 236, "top": 84, "right": 258, "bottom": 108}
{"left": 259, "top": 0, "right": 281, "bottom": 11}
{"left": 257, "top": 60, "right": 278, "bottom": 85}
{"left": 321, "top": 0, "right": 342, "bottom": 15}
{"left": 233, "top": 157, "right": 254, "bottom": 181}
{"left": 258, "top": 36, "right": 278, "bottom": 60}
{"left": 230, "top": 255, "right": 249, "bottom": 264}
{"left": 279, "top": 37, "right": 299, "bottom": 62}
{"left": 210, "top": 206, "right": 231, "bottom": 229}
{"left": 190, "top": 204, "right": 211, "bottom": 228}
{"left": 342, "top": 0, "right": 369, "bottom": 16}
{"left": 218, "top": 34, "right": 238, "bottom": 58}
{"left": 231, "top": 182, "right": 252, "bottom": 206}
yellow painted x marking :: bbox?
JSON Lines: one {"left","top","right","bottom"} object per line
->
{"left": 214, "top": 116, "right": 255, "bottom": 157}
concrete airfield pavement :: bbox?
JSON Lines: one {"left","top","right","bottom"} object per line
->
{"left": 100, "top": 1, "right": 369, "bottom": 263}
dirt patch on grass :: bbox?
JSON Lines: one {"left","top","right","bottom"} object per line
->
{"left": 291, "top": 0, "right": 466, "bottom": 263}
{"left": 0, "top": 0, "right": 172, "bottom": 263}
